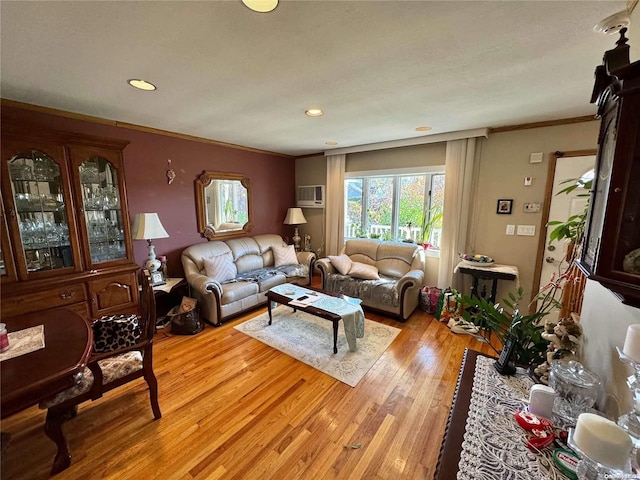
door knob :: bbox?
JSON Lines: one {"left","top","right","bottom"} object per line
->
{"left": 545, "top": 256, "right": 555, "bottom": 264}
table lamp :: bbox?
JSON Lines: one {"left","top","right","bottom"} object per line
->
{"left": 283, "top": 207, "right": 307, "bottom": 251}
{"left": 131, "top": 213, "right": 169, "bottom": 273}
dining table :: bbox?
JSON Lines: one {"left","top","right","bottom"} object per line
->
{"left": 1, "top": 308, "right": 92, "bottom": 419}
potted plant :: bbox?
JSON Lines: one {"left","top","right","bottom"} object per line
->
{"left": 454, "top": 273, "right": 571, "bottom": 369}
{"left": 546, "top": 177, "right": 592, "bottom": 262}
{"left": 456, "top": 289, "right": 549, "bottom": 368}
{"left": 420, "top": 205, "right": 443, "bottom": 249}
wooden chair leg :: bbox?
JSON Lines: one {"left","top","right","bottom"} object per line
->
{"left": 44, "top": 406, "right": 76, "bottom": 474}
{"left": 143, "top": 352, "right": 161, "bottom": 419}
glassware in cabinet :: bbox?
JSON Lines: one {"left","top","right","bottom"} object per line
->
{"left": 6, "top": 149, "right": 75, "bottom": 273}
{"left": 79, "top": 156, "right": 127, "bottom": 264}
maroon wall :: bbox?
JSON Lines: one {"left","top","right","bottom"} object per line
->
{"left": 2, "top": 105, "right": 296, "bottom": 277}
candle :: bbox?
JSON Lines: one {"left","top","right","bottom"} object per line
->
{"left": 573, "top": 413, "right": 632, "bottom": 469}
{"left": 623, "top": 324, "right": 640, "bottom": 363}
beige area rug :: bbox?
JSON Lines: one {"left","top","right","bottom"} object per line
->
{"left": 234, "top": 306, "right": 401, "bottom": 387}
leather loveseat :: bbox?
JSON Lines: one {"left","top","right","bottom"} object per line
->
{"left": 315, "top": 239, "right": 425, "bottom": 321}
{"left": 182, "top": 234, "right": 315, "bottom": 326}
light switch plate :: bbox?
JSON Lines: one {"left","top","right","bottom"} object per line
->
{"left": 506, "top": 224, "right": 515, "bottom": 235}
{"left": 530, "top": 152, "right": 543, "bottom": 163}
{"left": 523, "top": 202, "right": 541, "bottom": 212}
{"left": 517, "top": 225, "right": 536, "bottom": 236}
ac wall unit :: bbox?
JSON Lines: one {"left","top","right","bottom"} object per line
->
{"left": 297, "top": 185, "right": 325, "bottom": 208}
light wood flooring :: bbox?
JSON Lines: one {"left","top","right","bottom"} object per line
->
{"left": 1, "top": 288, "right": 493, "bottom": 479}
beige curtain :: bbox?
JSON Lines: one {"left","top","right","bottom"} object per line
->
{"left": 438, "top": 138, "right": 479, "bottom": 289}
{"left": 325, "top": 154, "right": 346, "bottom": 256}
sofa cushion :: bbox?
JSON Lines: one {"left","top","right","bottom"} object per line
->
{"left": 204, "top": 252, "right": 238, "bottom": 282}
{"left": 328, "top": 254, "right": 352, "bottom": 275}
{"left": 349, "top": 261, "right": 380, "bottom": 280}
{"left": 226, "top": 237, "right": 264, "bottom": 274}
{"left": 221, "top": 281, "right": 259, "bottom": 304}
{"left": 272, "top": 244, "right": 298, "bottom": 267}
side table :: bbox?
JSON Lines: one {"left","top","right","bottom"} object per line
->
{"left": 153, "top": 278, "right": 188, "bottom": 326}
{"left": 454, "top": 262, "right": 519, "bottom": 304}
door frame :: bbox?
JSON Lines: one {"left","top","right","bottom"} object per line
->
{"left": 530, "top": 149, "right": 596, "bottom": 312}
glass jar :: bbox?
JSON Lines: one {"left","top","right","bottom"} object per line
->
{"left": 549, "top": 360, "right": 602, "bottom": 422}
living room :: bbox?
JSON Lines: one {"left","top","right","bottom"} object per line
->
{"left": 2, "top": 1, "right": 640, "bottom": 478}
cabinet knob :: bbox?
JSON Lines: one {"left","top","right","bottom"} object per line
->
{"left": 614, "top": 187, "right": 622, "bottom": 193}
{"left": 59, "top": 289, "right": 76, "bottom": 299}
{"left": 90, "top": 269, "right": 98, "bottom": 274}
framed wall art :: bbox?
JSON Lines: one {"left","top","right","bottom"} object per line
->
{"left": 497, "top": 199, "right": 513, "bottom": 215}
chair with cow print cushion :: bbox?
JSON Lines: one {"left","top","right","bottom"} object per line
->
{"left": 38, "top": 269, "right": 161, "bottom": 474}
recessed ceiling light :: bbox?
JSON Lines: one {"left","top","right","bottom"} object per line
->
{"left": 325, "top": 141, "right": 338, "bottom": 146}
{"left": 415, "top": 126, "right": 432, "bottom": 131}
{"left": 305, "top": 108, "right": 323, "bottom": 117}
{"left": 242, "top": 0, "right": 278, "bottom": 13}
{"left": 128, "top": 79, "right": 157, "bottom": 91}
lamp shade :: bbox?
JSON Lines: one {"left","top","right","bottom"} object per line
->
{"left": 131, "top": 213, "right": 169, "bottom": 240}
{"left": 283, "top": 207, "right": 307, "bottom": 225}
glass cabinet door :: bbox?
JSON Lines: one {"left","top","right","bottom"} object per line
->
{"left": 7, "top": 150, "right": 74, "bottom": 273}
{"left": 79, "top": 156, "right": 127, "bottom": 264}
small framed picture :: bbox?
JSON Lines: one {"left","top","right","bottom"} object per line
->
{"left": 497, "top": 199, "right": 513, "bottom": 215}
{"left": 150, "top": 270, "right": 165, "bottom": 286}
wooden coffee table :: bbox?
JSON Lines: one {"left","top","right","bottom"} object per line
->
{"left": 265, "top": 287, "right": 344, "bottom": 354}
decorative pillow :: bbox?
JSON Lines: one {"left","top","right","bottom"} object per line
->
{"left": 272, "top": 244, "right": 298, "bottom": 267}
{"left": 328, "top": 254, "right": 352, "bottom": 275}
{"left": 93, "top": 314, "right": 141, "bottom": 353}
{"left": 204, "top": 252, "right": 237, "bottom": 282}
{"left": 349, "top": 261, "right": 380, "bottom": 280}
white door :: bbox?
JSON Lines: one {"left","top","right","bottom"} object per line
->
{"left": 538, "top": 155, "right": 595, "bottom": 322}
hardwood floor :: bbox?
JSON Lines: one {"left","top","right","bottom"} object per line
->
{"left": 1, "top": 287, "right": 493, "bottom": 479}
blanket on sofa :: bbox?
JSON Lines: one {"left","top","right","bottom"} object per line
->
{"left": 222, "top": 264, "right": 309, "bottom": 284}
{"left": 324, "top": 274, "right": 399, "bottom": 306}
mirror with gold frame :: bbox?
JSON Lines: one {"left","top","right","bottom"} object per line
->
{"left": 195, "top": 171, "right": 252, "bottom": 240}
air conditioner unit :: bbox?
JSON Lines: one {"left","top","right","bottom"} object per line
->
{"left": 297, "top": 185, "right": 325, "bottom": 208}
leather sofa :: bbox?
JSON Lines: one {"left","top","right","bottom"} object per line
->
{"left": 316, "top": 239, "right": 425, "bottom": 321}
{"left": 182, "top": 234, "right": 315, "bottom": 326}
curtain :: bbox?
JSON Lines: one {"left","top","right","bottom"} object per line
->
{"left": 438, "top": 138, "right": 479, "bottom": 289}
{"left": 325, "top": 154, "right": 346, "bottom": 256}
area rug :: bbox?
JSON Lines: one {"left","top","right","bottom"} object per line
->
{"left": 234, "top": 307, "right": 401, "bottom": 387}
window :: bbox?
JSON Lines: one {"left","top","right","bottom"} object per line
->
{"left": 344, "top": 172, "right": 445, "bottom": 248}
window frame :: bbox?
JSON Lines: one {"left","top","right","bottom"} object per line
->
{"left": 344, "top": 166, "right": 444, "bottom": 247}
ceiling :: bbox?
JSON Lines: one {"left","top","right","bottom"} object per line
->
{"left": 0, "top": 1, "right": 629, "bottom": 157}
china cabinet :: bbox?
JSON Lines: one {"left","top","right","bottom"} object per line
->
{"left": 1, "top": 125, "right": 139, "bottom": 319}
{"left": 578, "top": 29, "right": 640, "bottom": 307}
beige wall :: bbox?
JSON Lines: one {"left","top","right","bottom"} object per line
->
{"left": 472, "top": 121, "right": 600, "bottom": 302}
{"left": 295, "top": 154, "right": 327, "bottom": 256}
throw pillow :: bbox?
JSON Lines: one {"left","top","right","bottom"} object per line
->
{"left": 328, "top": 254, "right": 352, "bottom": 275}
{"left": 349, "top": 261, "right": 380, "bottom": 280}
{"left": 272, "top": 244, "right": 298, "bottom": 267}
{"left": 93, "top": 314, "right": 141, "bottom": 353}
{"left": 203, "top": 252, "right": 237, "bottom": 282}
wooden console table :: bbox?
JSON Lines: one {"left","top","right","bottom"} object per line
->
{"left": 435, "top": 349, "right": 491, "bottom": 479}
{"left": 435, "top": 349, "right": 565, "bottom": 479}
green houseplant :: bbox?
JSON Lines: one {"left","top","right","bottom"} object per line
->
{"left": 454, "top": 273, "right": 571, "bottom": 367}
{"left": 420, "top": 205, "right": 443, "bottom": 248}
{"left": 546, "top": 177, "right": 592, "bottom": 261}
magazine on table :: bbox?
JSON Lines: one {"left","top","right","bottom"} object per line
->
{"left": 289, "top": 292, "right": 322, "bottom": 307}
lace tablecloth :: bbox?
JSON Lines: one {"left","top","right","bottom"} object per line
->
{"left": 0, "top": 325, "right": 45, "bottom": 362}
{"left": 457, "top": 356, "right": 569, "bottom": 479}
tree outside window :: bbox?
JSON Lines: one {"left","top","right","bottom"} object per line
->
{"left": 344, "top": 172, "right": 444, "bottom": 247}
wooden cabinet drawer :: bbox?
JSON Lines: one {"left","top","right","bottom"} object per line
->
{"left": 2, "top": 283, "right": 87, "bottom": 317}
{"left": 89, "top": 272, "right": 138, "bottom": 316}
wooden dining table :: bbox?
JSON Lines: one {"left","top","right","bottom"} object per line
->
{"left": 1, "top": 308, "right": 92, "bottom": 419}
